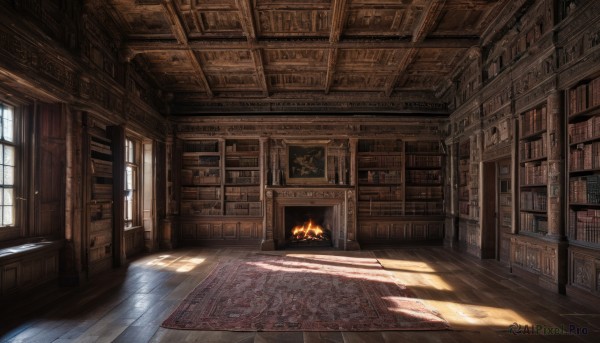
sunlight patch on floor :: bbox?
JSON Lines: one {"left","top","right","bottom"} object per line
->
{"left": 425, "top": 299, "right": 531, "bottom": 328}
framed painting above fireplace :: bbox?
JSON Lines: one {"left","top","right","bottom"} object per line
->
{"left": 287, "top": 144, "right": 327, "bottom": 184}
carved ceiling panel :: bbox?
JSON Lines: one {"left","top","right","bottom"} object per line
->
{"left": 332, "top": 73, "right": 388, "bottom": 91}
{"left": 336, "top": 49, "right": 400, "bottom": 72}
{"left": 344, "top": 4, "right": 422, "bottom": 36}
{"left": 111, "top": 3, "right": 173, "bottom": 36}
{"left": 103, "top": 0, "right": 508, "bottom": 113}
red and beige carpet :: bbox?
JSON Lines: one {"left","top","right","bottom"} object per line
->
{"left": 162, "top": 252, "right": 449, "bottom": 331}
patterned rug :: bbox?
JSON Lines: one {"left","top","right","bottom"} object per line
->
{"left": 162, "top": 253, "right": 449, "bottom": 331}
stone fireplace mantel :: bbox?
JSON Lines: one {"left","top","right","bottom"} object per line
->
{"left": 261, "top": 187, "right": 360, "bottom": 250}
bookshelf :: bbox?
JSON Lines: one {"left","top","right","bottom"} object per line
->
{"left": 357, "top": 139, "right": 404, "bottom": 217}
{"left": 405, "top": 141, "right": 444, "bottom": 216}
{"left": 458, "top": 140, "right": 470, "bottom": 219}
{"left": 180, "top": 140, "right": 223, "bottom": 216}
{"left": 86, "top": 117, "right": 114, "bottom": 275}
{"left": 518, "top": 103, "right": 548, "bottom": 235}
{"left": 224, "top": 139, "right": 261, "bottom": 216}
{"left": 568, "top": 74, "right": 600, "bottom": 247}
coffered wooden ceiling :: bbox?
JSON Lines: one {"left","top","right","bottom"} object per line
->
{"left": 105, "top": 0, "right": 505, "bottom": 114}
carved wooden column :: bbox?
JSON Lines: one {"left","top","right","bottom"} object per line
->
{"left": 349, "top": 138, "right": 357, "bottom": 186}
{"left": 261, "top": 189, "right": 275, "bottom": 251}
{"left": 546, "top": 91, "right": 564, "bottom": 239}
{"left": 511, "top": 113, "right": 519, "bottom": 235}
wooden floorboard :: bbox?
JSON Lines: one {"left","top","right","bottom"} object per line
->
{"left": 1, "top": 246, "right": 599, "bottom": 342}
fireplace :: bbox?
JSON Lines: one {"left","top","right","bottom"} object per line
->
{"left": 262, "top": 187, "right": 360, "bottom": 250}
{"left": 285, "top": 206, "right": 334, "bottom": 247}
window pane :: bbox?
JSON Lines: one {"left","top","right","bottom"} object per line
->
{"left": 3, "top": 166, "right": 14, "bottom": 185}
{"left": 3, "top": 205, "right": 13, "bottom": 226}
{"left": 4, "top": 145, "right": 14, "bottom": 166}
{"left": 2, "top": 106, "right": 13, "bottom": 142}
{"left": 3, "top": 189, "right": 13, "bottom": 206}
{"left": 125, "top": 166, "right": 133, "bottom": 190}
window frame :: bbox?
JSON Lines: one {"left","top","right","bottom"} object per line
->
{"left": 124, "top": 136, "right": 140, "bottom": 229}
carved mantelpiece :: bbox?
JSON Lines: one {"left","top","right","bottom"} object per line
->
{"left": 262, "top": 187, "right": 358, "bottom": 251}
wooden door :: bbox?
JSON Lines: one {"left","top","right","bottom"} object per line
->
{"left": 481, "top": 161, "right": 496, "bottom": 259}
{"left": 497, "top": 158, "right": 512, "bottom": 264}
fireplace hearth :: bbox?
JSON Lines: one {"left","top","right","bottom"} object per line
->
{"left": 262, "top": 187, "right": 360, "bottom": 250}
{"left": 285, "top": 206, "right": 333, "bottom": 247}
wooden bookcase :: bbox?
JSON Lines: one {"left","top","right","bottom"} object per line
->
{"left": 224, "top": 139, "right": 261, "bottom": 216}
{"left": 356, "top": 139, "right": 444, "bottom": 244}
{"left": 458, "top": 140, "right": 470, "bottom": 219}
{"left": 405, "top": 141, "right": 444, "bottom": 216}
{"left": 86, "top": 117, "right": 114, "bottom": 276}
{"left": 180, "top": 139, "right": 222, "bottom": 216}
{"left": 568, "top": 75, "right": 600, "bottom": 246}
{"left": 518, "top": 103, "right": 548, "bottom": 235}
{"left": 566, "top": 74, "right": 600, "bottom": 301}
{"left": 357, "top": 139, "right": 404, "bottom": 217}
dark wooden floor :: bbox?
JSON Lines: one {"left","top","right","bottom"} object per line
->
{"left": 1, "top": 246, "right": 599, "bottom": 343}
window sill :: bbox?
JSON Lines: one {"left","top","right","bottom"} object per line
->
{"left": 124, "top": 225, "right": 143, "bottom": 232}
{"left": 0, "top": 240, "right": 63, "bottom": 262}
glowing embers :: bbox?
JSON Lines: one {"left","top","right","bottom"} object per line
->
{"left": 289, "top": 218, "right": 332, "bottom": 247}
{"left": 285, "top": 206, "right": 334, "bottom": 247}
{"left": 291, "top": 219, "right": 327, "bottom": 241}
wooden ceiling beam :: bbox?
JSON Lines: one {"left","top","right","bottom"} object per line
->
{"left": 186, "top": 50, "right": 214, "bottom": 97}
{"left": 162, "top": 0, "right": 188, "bottom": 45}
{"left": 384, "top": 48, "right": 418, "bottom": 97}
{"left": 325, "top": 0, "right": 347, "bottom": 94}
{"left": 237, "top": 0, "right": 269, "bottom": 97}
{"left": 162, "top": 0, "right": 213, "bottom": 97}
{"left": 412, "top": 0, "right": 446, "bottom": 43}
{"left": 324, "top": 49, "right": 339, "bottom": 94}
{"left": 125, "top": 37, "right": 479, "bottom": 52}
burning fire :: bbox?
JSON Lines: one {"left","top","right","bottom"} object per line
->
{"left": 291, "top": 219, "right": 326, "bottom": 241}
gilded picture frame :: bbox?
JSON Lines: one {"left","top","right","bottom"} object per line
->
{"left": 287, "top": 144, "right": 327, "bottom": 184}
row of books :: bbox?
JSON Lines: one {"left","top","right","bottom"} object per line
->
{"left": 181, "top": 201, "right": 222, "bottom": 216}
{"left": 405, "top": 141, "right": 442, "bottom": 154}
{"left": 225, "top": 141, "right": 259, "bottom": 153}
{"left": 568, "top": 115, "right": 600, "bottom": 144}
{"left": 225, "top": 170, "right": 260, "bottom": 184}
{"left": 569, "top": 175, "right": 600, "bottom": 204}
{"left": 225, "top": 186, "right": 260, "bottom": 202}
{"left": 225, "top": 156, "right": 259, "bottom": 168}
{"left": 358, "top": 186, "right": 403, "bottom": 201}
{"left": 406, "top": 155, "right": 442, "bottom": 168}
{"left": 225, "top": 202, "right": 262, "bottom": 216}
{"left": 91, "top": 158, "right": 112, "bottom": 176}
{"left": 358, "top": 170, "right": 402, "bottom": 184}
{"left": 357, "top": 140, "right": 402, "bottom": 153}
{"left": 520, "top": 212, "right": 548, "bottom": 233}
{"left": 92, "top": 183, "right": 113, "bottom": 200}
{"left": 183, "top": 155, "right": 220, "bottom": 168}
{"left": 405, "top": 186, "right": 443, "bottom": 199}
{"left": 569, "top": 142, "right": 600, "bottom": 171}
{"left": 459, "top": 188, "right": 469, "bottom": 200}
{"left": 569, "top": 209, "right": 600, "bottom": 244}
{"left": 520, "top": 106, "right": 547, "bottom": 137}
{"left": 358, "top": 155, "right": 402, "bottom": 168}
{"left": 569, "top": 76, "right": 600, "bottom": 115}
{"left": 520, "top": 190, "right": 547, "bottom": 212}
{"left": 406, "top": 170, "right": 442, "bottom": 184}
{"left": 184, "top": 140, "right": 219, "bottom": 153}
{"left": 520, "top": 137, "right": 546, "bottom": 161}
{"left": 182, "top": 186, "right": 221, "bottom": 200}
{"left": 357, "top": 202, "right": 404, "bottom": 216}
{"left": 181, "top": 169, "right": 220, "bottom": 185}
{"left": 405, "top": 201, "right": 443, "bottom": 215}
{"left": 520, "top": 161, "right": 547, "bottom": 186}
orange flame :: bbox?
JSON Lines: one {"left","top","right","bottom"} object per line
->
{"left": 291, "top": 219, "right": 325, "bottom": 241}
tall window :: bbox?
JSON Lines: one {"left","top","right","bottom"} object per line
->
{"left": 0, "top": 103, "right": 15, "bottom": 227}
{"left": 124, "top": 138, "right": 138, "bottom": 228}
